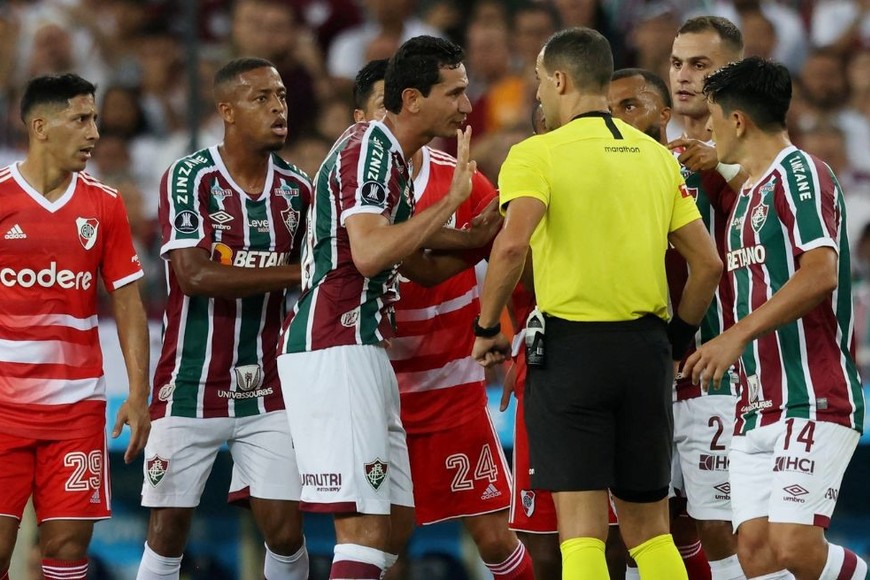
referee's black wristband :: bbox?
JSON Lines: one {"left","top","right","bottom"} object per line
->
{"left": 473, "top": 316, "right": 501, "bottom": 338}
{"left": 668, "top": 314, "right": 698, "bottom": 361}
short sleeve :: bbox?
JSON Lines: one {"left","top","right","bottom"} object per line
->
{"left": 339, "top": 131, "right": 397, "bottom": 226}
{"left": 159, "top": 163, "right": 209, "bottom": 257}
{"left": 498, "top": 138, "right": 550, "bottom": 214}
{"left": 101, "top": 193, "right": 144, "bottom": 291}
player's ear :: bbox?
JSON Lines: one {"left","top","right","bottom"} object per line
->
{"left": 402, "top": 88, "right": 421, "bottom": 114}
{"left": 29, "top": 115, "right": 49, "bottom": 141}
{"left": 353, "top": 109, "right": 366, "bottom": 123}
{"left": 217, "top": 101, "right": 234, "bottom": 124}
{"left": 661, "top": 106, "right": 672, "bottom": 128}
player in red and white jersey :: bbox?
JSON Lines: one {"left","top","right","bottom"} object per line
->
{"left": 351, "top": 58, "right": 535, "bottom": 580}
{"left": 0, "top": 74, "right": 149, "bottom": 580}
{"left": 137, "top": 59, "right": 310, "bottom": 580}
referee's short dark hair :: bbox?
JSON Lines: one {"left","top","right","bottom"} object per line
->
{"left": 542, "top": 27, "right": 613, "bottom": 93}
{"left": 678, "top": 15, "right": 744, "bottom": 56}
{"left": 703, "top": 56, "right": 791, "bottom": 131}
{"left": 612, "top": 67, "right": 672, "bottom": 109}
{"left": 21, "top": 73, "right": 96, "bottom": 122}
{"left": 384, "top": 35, "right": 465, "bottom": 114}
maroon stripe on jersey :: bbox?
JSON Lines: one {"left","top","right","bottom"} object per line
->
{"left": 201, "top": 299, "right": 238, "bottom": 417}
{"left": 261, "top": 296, "right": 286, "bottom": 412}
{"left": 150, "top": 268, "right": 184, "bottom": 419}
{"left": 814, "top": 513, "right": 832, "bottom": 530}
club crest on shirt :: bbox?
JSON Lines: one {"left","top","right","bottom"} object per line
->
{"left": 364, "top": 458, "right": 388, "bottom": 491}
{"left": 76, "top": 217, "right": 99, "bottom": 250}
{"left": 234, "top": 364, "right": 264, "bottom": 392}
{"left": 521, "top": 490, "right": 536, "bottom": 517}
{"left": 281, "top": 208, "right": 300, "bottom": 237}
{"left": 750, "top": 202, "right": 769, "bottom": 233}
{"left": 146, "top": 455, "right": 169, "bottom": 487}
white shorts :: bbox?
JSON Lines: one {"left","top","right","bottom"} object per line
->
{"left": 141, "top": 412, "right": 301, "bottom": 508}
{"left": 730, "top": 419, "right": 859, "bottom": 531}
{"left": 672, "top": 395, "right": 736, "bottom": 521}
{"left": 277, "top": 345, "right": 414, "bottom": 515}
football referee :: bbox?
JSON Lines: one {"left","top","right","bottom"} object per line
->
{"left": 471, "top": 28, "right": 722, "bottom": 579}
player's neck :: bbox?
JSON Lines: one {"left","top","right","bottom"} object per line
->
{"left": 218, "top": 141, "right": 270, "bottom": 196}
{"left": 738, "top": 131, "right": 792, "bottom": 187}
{"left": 381, "top": 114, "right": 425, "bottom": 165}
{"left": 678, "top": 115, "right": 711, "bottom": 142}
{"left": 563, "top": 94, "right": 610, "bottom": 125}
{"left": 410, "top": 148, "right": 424, "bottom": 180}
{"left": 17, "top": 156, "right": 73, "bottom": 202}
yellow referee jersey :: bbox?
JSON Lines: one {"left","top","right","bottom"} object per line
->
{"left": 498, "top": 112, "right": 700, "bottom": 322}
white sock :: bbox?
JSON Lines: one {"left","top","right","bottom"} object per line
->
{"left": 136, "top": 542, "right": 183, "bottom": 580}
{"left": 625, "top": 565, "right": 641, "bottom": 580}
{"left": 264, "top": 540, "right": 308, "bottom": 580}
{"left": 332, "top": 543, "right": 389, "bottom": 579}
{"left": 747, "top": 571, "right": 794, "bottom": 580}
{"left": 709, "top": 554, "right": 747, "bottom": 580}
{"left": 819, "top": 543, "right": 868, "bottom": 580}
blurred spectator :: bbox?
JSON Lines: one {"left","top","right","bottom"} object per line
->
{"left": 231, "top": 0, "right": 329, "bottom": 138}
{"left": 796, "top": 122, "right": 870, "bottom": 257}
{"left": 281, "top": 132, "right": 332, "bottom": 179}
{"left": 512, "top": 2, "right": 560, "bottom": 77}
{"left": 687, "top": 0, "right": 808, "bottom": 72}
{"left": 811, "top": 0, "right": 870, "bottom": 54}
{"left": 464, "top": 21, "right": 528, "bottom": 136}
{"left": 327, "top": 0, "right": 443, "bottom": 89}
{"left": 470, "top": 0, "right": 510, "bottom": 28}
{"left": 421, "top": 0, "right": 464, "bottom": 41}
{"left": 552, "top": 0, "right": 623, "bottom": 63}
{"left": 627, "top": 2, "right": 680, "bottom": 83}
{"left": 740, "top": 8, "right": 778, "bottom": 59}
{"left": 292, "top": 0, "right": 364, "bottom": 53}
{"left": 315, "top": 97, "right": 354, "bottom": 142}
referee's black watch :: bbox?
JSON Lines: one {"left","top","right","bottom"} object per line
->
{"left": 473, "top": 316, "right": 501, "bottom": 338}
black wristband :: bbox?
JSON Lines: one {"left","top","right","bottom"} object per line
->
{"left": 473, "top": 316, "right": 501, "bottom": 338}
{"left": 668, "top": 314, "right": 698, "bottom": 361}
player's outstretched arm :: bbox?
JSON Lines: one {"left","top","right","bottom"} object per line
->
{"left": 109, "top": 280, "right": 151, "bottom": 464}
{"left": 399, "top": 249, "right": 474, "bottom": 287}
{"left": 169, "top": 247, "right": 302, "bottom": 299}
{"left": 423, "top": 198, "right": 503, "bottom": 251}
{"left": 345, "top": 127, "right": 476, "bottom": 277}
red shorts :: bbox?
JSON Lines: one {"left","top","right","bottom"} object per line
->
{"left": 0, "top": 431, "right": 111, "bottom": 523}
{"left": 509, "top": 357, "right": 617, "bottom": 533}
{"left": 406, "top": 404, "right": 511, "bottom": 525}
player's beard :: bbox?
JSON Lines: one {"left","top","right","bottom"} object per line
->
{"left": 644, "top": 124, "right": 662, "bottom": 143}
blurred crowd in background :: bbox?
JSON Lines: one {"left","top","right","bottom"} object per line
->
{"left": 1, "top": 0, "right": 870, "bottom": 368}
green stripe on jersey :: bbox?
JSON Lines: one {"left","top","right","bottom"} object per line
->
{"left": 782, "top": 150, "right": 826, "bottom": 244}
{"left": 173, "top": 295, "right": 212, "bottom": 417}
{"left": 234, "top": 198, "right": 271, "bottom": 417}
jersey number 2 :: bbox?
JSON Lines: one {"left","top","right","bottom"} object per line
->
{"left": 446, "top": 444, "right": 499, "bottom": 492}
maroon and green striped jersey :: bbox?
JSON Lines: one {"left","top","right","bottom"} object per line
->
{"left": 279, "top": 121, "right": 414, "bottom": 353}
{"left": 727, "top": 146, "right": 864, "bottom": 434}
{"left": 669, "top": 157, "right": 739, "bottom": 400}
{"left": 152, "top": 146, "right": 311, "bottom": 419}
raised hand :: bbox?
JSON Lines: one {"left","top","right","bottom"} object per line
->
{"left": 449, "top": 125, "right": 477, "bottom": 205}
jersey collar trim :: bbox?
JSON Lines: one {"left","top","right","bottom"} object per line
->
{"left": 211, "top": 144, "right": 275, "bottom": 200}
{"left": 11, "top": 163, "right": 77, "bottom": 213}
{"left": 411, "top": 146, "right": 431, "bottom": 202}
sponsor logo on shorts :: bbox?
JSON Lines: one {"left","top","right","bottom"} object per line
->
{"left": 521, "top": 490, "right": 536, "bottom": 517}
{"left": 699, "top": 453, "right": 729, "bottom": 472}
{"left": 234, "top": 364, "right": 264, "bottom": 392}
{"left": 481, "top": 483, "right": 502, "bottom": 501}
{"left": 713, "top": 482, "right": 731, "bottom": 500}
{"left": 157, "top": 383, "right": 175, "bottom": 402}
{"left": 825, "top": 487, "right": 839, "bottom": 501}
{"left": 773, "top": 456, "right": 815, "bottom": 474}
{"left": 783, "top": 484, "right": 809, "bottom": 503}
{"left": 301, "top": 472, "right": 342, "bottom": 493}
{"left": 146, "top": 455, "right": 170, "bottom": 487}
{"left": 90, "top": 489, "right": 101, "bottom": 504}
{"left": 364, "top": 458, "right": 388, "bottom": 491}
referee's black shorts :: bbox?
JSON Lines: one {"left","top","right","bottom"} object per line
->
{"left": 525, "top": 314, "right": 673, "bottom": 503}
